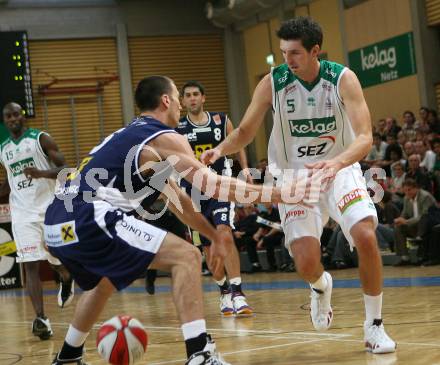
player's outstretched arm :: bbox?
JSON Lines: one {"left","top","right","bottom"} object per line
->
{"left": 147, "top": 133, "right": 301, "bottom": 205}
{"left": 163, "top": 180, "right": 227, "bottom": 276}
{"left": 201, "top": 74, "right": 272, "bottom": 165}
{"left": 163, "top": 179, "right": 217, "bottom": 242}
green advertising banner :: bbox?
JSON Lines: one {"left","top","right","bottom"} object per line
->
{"left": 348, "top": 32, "right": 417, "bottom": 88}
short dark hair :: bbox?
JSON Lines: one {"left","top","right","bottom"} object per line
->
{"left": 181, "top": 80, "right": 205, "bottom": 96}
{"left": 276, "top": 16, "right": 323, "bottom": 51}
{"left": 372, "top": 132, "right": 381, "bottom": 139}
{"left": 135, "top": 76, "right": 172, "bottom": 111}
{"left": 403, "top": 110, "right": 415, "bottom": 121}
{"left": 402, "top": 178, "right": 419, "bottom": 188}
{"left": 432, "top": 138, "right": 440, "bottom": 146}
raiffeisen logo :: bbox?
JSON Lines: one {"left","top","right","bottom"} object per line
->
{"left": 289, "top": 117, "right": 336, "bottom": 137}
{"left": 361, "top": 46, "right": 397, "bottom": 71}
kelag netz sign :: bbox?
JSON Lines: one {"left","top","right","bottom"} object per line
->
{"left": 348, "top": 32, "right": 417, "bottom": 88}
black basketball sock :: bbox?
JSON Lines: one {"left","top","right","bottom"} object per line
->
{"left": 230, "top": 283, "right": 243, "bottom": 295}
{"left": 185, "top": 332, "right": 208, "bottom": 358}
{"left": 58, "top": 342, "right": 84, "bottom": 360}
{"left": 218, "top": 281, "right": 230, "bottom": 294}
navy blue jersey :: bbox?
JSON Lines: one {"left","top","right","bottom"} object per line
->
{"left": 58, "top": 115, "right": 176, "bottom": 212}
{"left": 176, "top": 111, "right": 230, "bottom": 175}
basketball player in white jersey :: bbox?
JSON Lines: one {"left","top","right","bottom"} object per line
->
{"left": 202, "top": 17, "right": 396, "bottom": 353}
{"left": 0, "top": 102, "right": 74, "bottom": 340}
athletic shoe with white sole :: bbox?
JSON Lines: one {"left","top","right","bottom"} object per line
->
{"left": 364, "top": 319, "right": 396, "bottom": 354}
{"left": 185, "top": 335, "right": 231, "bottom": 365}
{"left": 32, "top": 316, "right": 53, "bottom": 340}
{"left": 232, "top": 293, "right": 253, "bottom": 316}
{"left": 310, "top": 271, "right": 333, "bottom": 331}
{"left": 220, "top": 290, "right": 234, "bottom": 317}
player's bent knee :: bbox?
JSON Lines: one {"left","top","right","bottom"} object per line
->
{"left": 294, "top": 257, "right": 320, "bottom": 277}
{"left": 353, "top": 229, "right": 377, "bottom": 251}
{"left": 181, "top": 244, "right": 202, "bottom": 267}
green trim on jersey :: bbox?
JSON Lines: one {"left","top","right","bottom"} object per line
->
{"left": 319, "top": 60, "right": 345, "bottom": 86}
{"left": 3, "top": 128, "right": 41, "bottom": 146}
{"left": 272, "top": 60, "right": 345, "bottom": 93}
{"left": 272, "top": 64, "right": 295, "bottom": 93}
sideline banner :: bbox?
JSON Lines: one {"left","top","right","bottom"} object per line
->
{"left": 0, "top": 219, "right": 22, "bottom": 290}
{"left": 348, "top": 32, "right": 417, "bottom": 88}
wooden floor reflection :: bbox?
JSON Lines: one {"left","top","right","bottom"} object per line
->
{"left": 0, "top": 266, "right": 439, "bottom": 365}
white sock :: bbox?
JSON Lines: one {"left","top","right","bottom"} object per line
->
{"left": 364, "top": 293, "right": 383, "bottom": 324}
{"left": 65, "top": 325, "right": 89, "bottom": 347}
{"left": 229, "top": 277, "right": 241, "bottom": 286}
{"left": 215, "top": 276, "right": 227, "bottom": 287}
{"left": 181, "top": 319, "right": 207, "bottom": 340}
{"left": 311, "top": 272, "right": 328, "bottom": 292}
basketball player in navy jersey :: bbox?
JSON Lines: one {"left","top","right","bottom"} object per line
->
{"left": 176, "top": 80, "right": 253, "bottom": 317}
{"left": 46, "top": 76, "right": 302, "bottom": 365}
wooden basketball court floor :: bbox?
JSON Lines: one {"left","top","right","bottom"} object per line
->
{"left": 1, "top": 266, "right": 439, "bottom": 365}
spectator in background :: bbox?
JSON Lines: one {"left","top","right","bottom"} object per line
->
{"left": 233, "top": 204, "right": 262, "bottom": 272}
{"left": 365, "top": 132, "right": 387, "bottom": 166}
{"left": 252, "top": 203, "right": 282, "bottom": 272}
{"left": 254, "top": 203, "right": 283, "bottom": 272}
{"left": 403, "top": 141, "right": 415, "bottom": 162}
{"left": 431, "top": 138, "right": 440, "bottom": 201}
{"left": 385, "top": 116, "right": 401, "bottom": 137}
{"left": 381, "top": 138, "right": 403, "bottom": 177}
{"left": 417, "top": 106, "right": 430, "bottom": 129}
{"left": 427, "top": 109, "right": 440, "bottom": 134}
{"left": 393, "top": 178, "right": 436, "bottom": 266}
{"left": 402, "top": 110, "right": 417, "bottom": 141}
{"left": 397, "top": 131, "right": 407, "bottom": 157}
{"left": 376, "top": 118, "right": 387, "bottom": 140}
{"left": 388, "top": 162, "right": 406, "bottom": 200}
{"left": 406, "top": 154, "right": 432, "bottom": 192}
{"left": 414, "top": 128, "right": 426, "bottom": 143}
{"left": 254, "top": 158, "right": 268, "bottom": 184}
{"left": 415, "top": 140, "right": 436, "bottom": 172}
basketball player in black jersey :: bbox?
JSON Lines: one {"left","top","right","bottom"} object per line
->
{"left": 176, "top": 80, "right": 253, "bottom": 316}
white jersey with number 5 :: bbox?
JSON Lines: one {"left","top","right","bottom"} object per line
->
{"left": 268, "top": 60, "right": 357, "bottom": 172}
{"left": 0, "top": 128, "right": 56, "bottom": 223}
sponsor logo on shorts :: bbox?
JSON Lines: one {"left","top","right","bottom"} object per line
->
{"left": 120, "top": 220, "right": 153, "bottom": 241}
{"left": 213, "top": 207, "right": 228, "bottom": 215}
{"left": 285, "top": 208, "right": 308, "bottom": 222}
{"left": 44, "top": 221, "right": 79, "bottom": 247}
{"left": 61, "top": 223, "right": 77, "bottom": 243}
{"left": 337, "top": 188, "right": 366, "bottom": 214}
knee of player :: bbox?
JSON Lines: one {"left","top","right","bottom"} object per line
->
{"left": 182, "top": 244, "right": 202, "bottom": 266}
{"left": 353, "top": 227, "right": 377, "bottom": 249}
{"left": 294, "top": 257, "right": 319, "bottom": 277}
{"left": 220, "top": 232, "right": 234, "bottom": 247}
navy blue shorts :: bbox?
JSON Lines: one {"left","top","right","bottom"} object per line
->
{"left": 43, "top": 198, "right": 167, "bottom": 291}
{"left": 194, "top": 198, "right": 235, "bottom": 247}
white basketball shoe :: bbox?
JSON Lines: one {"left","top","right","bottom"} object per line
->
{"left": 364, "top": 319, "right": 396, "bottom": 353}
{"left": 185, "top": 335, "right": 231, "bottom": 365}
{"left": 310, "top": 271, "right": 333, "bottom": 331}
